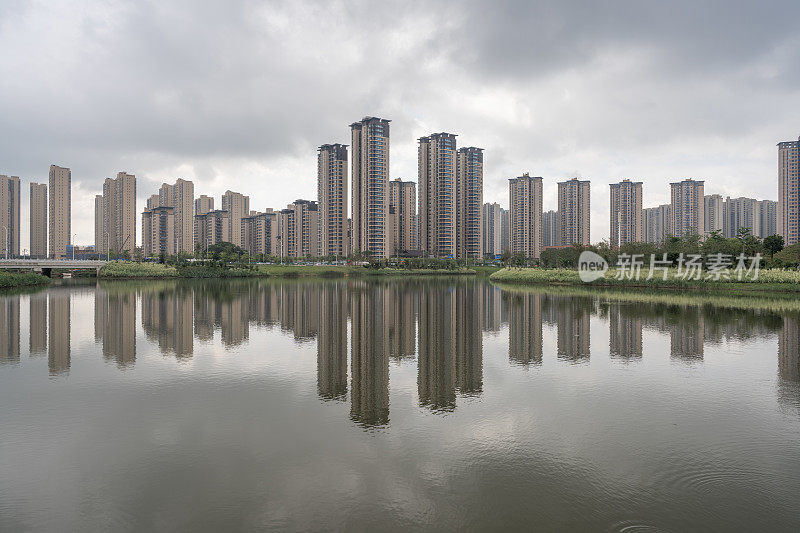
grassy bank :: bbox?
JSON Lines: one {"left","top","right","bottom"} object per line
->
{"left": 489, "top": 267, "right": 800, "bottom": 293}
{"left": 493, "top": 281, "right": 800, "bottom": 313}
{"left": 99, "top": 261, "right": 478, "bottom": 279}
{"left": 0, "top": 271, "right": 51, "bottom": 289}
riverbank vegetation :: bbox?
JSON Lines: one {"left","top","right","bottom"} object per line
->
{"left": 490, "top": 266, "right": 800, "bottom": 292}
{"left": 0, "top": 271, "right": 51, "bottom": 289}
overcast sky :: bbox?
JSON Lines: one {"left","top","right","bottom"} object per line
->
{"left": 2, "top": 0, "right": 799, "bottom": 250}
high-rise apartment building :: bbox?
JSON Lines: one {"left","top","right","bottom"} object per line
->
{"left": 500, "top": 208, "right": 510, "bottom": 253}
{"left": 723, "top": 196, "right": 757, "bottom": 238}
{"left": 482, "top": 202, "right": 503, "bottom": 257}
{"left": 542, "top": 210, "right": 559, "bottom": 248}
{"left": 756, "top": 199, "right": 778, "bottom": 237}
{"left": 351, "top": 117, "right": 390, "bottom": 258}
{"left": 318, "top": 143, "right": 348, "bottom": 257}
{"left": 195, "top": 195, "right": 213, "bottom": 216}
{"left": 243, "top": 210, "right": 278, "bottom": 256}
{"left": 389, "top": 179, "right": 417, "bottom": 255}
{"left": 222, "top": 190, "right": 249, "bottom": 247}
{"left": 102, "top": 172, "right": 136, "bottom": 256}
{"left": 195, "top": 210, "right": 230, "bottom": 252}
{"left": 418, "top": 132, "right": 457, "bottom": 258}
{"left": 158, "top": 179, "right": 194, "bottom": 253}
{"left": 457, "top": 147, "right": 483, "bottom": 259}
{"left": 278, "top": 200, "right": 320, "bottom": 258}
{"left": 558, "top": 178, "right": 591, "bottom": 246}
{"left": 704, "top": 194, "right": 724, "bottom": 235}
{"left": 142, "top": 206, "right": 175, "bottom": 257}
{"left": 778, "top": 137, "right": 800, "bottom": 245}
{"left": 643, "top": 204, "right": 670, "bottom": 244}
{"left": 509, "top": 173, "right": 543, "bottom": 259}
{"left": 609, "top": 179, "right": 642, "bottom": 247}
{"left": 0, "top": 175, "right": 20, "bottom": 258}
{"left": 669, "top": 179, "right": 704, "bottom": 237}
{"left": 48, "top": 165, "right": 71, "bottom": 259}
{"left": 94, "top": 195, "right": 104, "bottom": 254}
{"left": 30, "top": 183, "right": 47, "bottom": 258}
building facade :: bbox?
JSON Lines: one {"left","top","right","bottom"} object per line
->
{"left": 778, "top": 137, "right": 800, "bottom": 246}
{"left": 243, "top": 210, "right": 278, "bottom": 256}
{"left": 509, "top": 173, "right": 543, "bottom": 259}
{"left": 278, "top": 200, "right": 320, "bottom": 258}
{"left": 669, "top": 179, "right": 704, "bottom": 237}
{"left": 142, "top": 206, "right": 175, "bottom": 257}
{"left": 195, "top": 195, "right": 213, "bottom": 216}
{"left": 609, "top": 179, "right": 642, "bottom": 247}
{"left": 756, "top": 199, "right": 778, "bottom": 237}
{"left": 723, "top": 196, "right": 757, "bottom": 238}
{"left": 158, "top": 179, "right": 194, "bottom": 254}
{"left": 418, "top": 132, "right": 457, "bottom": 258}
{"left": 351, "top": 116, "right": 391, "bottom": 258}
{"left": 389, "top": 179, "right": 417, "bottom": 255}
{"left": 48, "top": 165, "right": 71, "bottom": 259}
{"left": 704, "top": 194, "right": 724, "bottom": 235}
{"left": 643, "top": 204, "right": 670, "bottom": 244}
{"left": 102, "top": 172, "right": 137, "bottom": 257}
{"left": 558, "top": 178, "right": 591, "bottom": 246}
{"left": 221, "top": 190, "right": 250, "bottom": 248}
{"left": 457, "top": 147, "right": 483, "bottom": 259}
{"left": 542, "top": 210, "right": 559, "bottom": 248}
{"left": 482, "top": 202, "right": 503, "bottom": 257}
{"left": 0, "top": 175, "right": 20, "bottom": 258}
{"left": 318, "top": 143, "right": 348, "bottom": 257}
{"left": 30, "top": 183, "right": 47, "bottom": 258}
{"left": 195, "top": 210, "right": 230, "bottom": 252}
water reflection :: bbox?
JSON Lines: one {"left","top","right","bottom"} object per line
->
{"left": 2, "top": 279, "right": 800, "bottom": 418}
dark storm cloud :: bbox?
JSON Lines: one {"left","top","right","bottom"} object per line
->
{"left": 1, "top": 0, "right": 799, "bottom": 244}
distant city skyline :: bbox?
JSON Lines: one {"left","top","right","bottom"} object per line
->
{"left": 1, "top": 1, "right": 799, "bottom": 250}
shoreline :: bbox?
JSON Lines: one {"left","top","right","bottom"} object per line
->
{"left": 489, "top": 266, "right": 800, "bottom": 293}
{"left": 0, "top": 271, "right": 51, "bottom": 290}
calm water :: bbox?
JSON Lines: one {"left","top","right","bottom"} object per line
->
{"left": 1, "top": 278, "right": 799, "bottom": 531}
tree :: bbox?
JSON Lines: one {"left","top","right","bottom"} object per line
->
{"left": 763, "top": 234, "right": 784, "bottom": 259}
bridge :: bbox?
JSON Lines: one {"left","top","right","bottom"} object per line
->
{"left": 0, "top": 259, "right": 107, "bottom": 277}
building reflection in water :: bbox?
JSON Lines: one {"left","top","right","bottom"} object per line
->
{"left": 349, "top": 282, "right": 390, "bottom": 426}
{"left": 142, "top": 287, "right": 193, "bottom": 358}
{"left": 48, "top": 291, "right": 70, "bottom": 375}
{"left": 455, "top": 281, "right": 483, "bottom": 395}
{"left": 317, "top": 283, "right": 348, "bottom": 401}
{"left": 481, "top": 284, "right": 506, "bottom": 335}
{"left": 0, "top": 295, "right": 20, "bottom": 364}
{"left": 555, "top": 297, "right": 591, "bottom": 362}
{"left": 388, "top": 283, "right": 417, "bottom": 361}
{"left": 95, "top": 287, "right": 136, "bottom": 367}
{"left": 608, "top": 304, "right": 643, "bottom": 360}
{"left": 778, "top": 314, "right": 800, "bottom": 410}
{"left": 279, "top": 283, "right": 319, "bottom": 343}
{"left": 508, "top": 292, "right": 542, "bottom": 366}
{"left": 670, "top": 307, "right": 704, "bottom": 361}
{"left": 29, "top": 293, "right": 47, "bottom": 356}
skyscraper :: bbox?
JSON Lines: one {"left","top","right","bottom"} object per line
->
{"left": 723, "top": 196, "right": 756, "bottom": 238}
{"left": 558, "top": 178, "right": 591, "bottom": 246}
{"left": 278, "top": 200, "right": 320, "bottom": 258}
{"left": 457, "top": 147, "right": 483, "bottom": 259}
{"left": 242, "top": 209, "right": 278, "bottom": 256}
{"left": 609, "top": 179, "right": 642, "bottom": 247}
{"left": 482, "top": 202, "right": 503, "bottom": 257}
{"left": 509, "top": 173, "right": 543, "bottom": 259}
{"left": 158, "top": 179, "right": 194, "bottom": 254}
{"left": 195, "top": 195, "right": 213, "bottom": 216}
{"left": 419, "top": 132, "right": 457, "bottom": 258}
{"left": 778, "top": 137, "right": 800, "bottom": 245}
{"left": 756, "top": 199, "right": 778, "bottom": 237}
{"left": 389, "top": 179, "right": 417, "bottom": 255}
{"left": 48, "top": 165, "right": 71, "bottom": 259}
{"left": 704, "top": 194, "right": 724, "bottom": 235}
{"left": 94, "top": 194, "right": 104, "bottom": 255}
{"left": 30, "top": 183, "right": 47, "bottom": 258}
{"left": 194, "top": 210, "right": 230, "bottom": 251}
{"left": 142, "top": 205, "right": 175, "bottom": 257}
{"left": 318, "top": 143, "right": 348, "bottom": 257}
{"left": 643, "top": 204, "right": 670, "bottom": 243}
{"left": 351, "top": 117, "right": 390, "bottom": 258}
{"left": 0, "top": 175, "right": 20, "bottom": 258}
{"left": 222, "top": 190, "right": 250, "bottom": 247}
{"left": 102, "top": 172, "right": 137, "bottom": 256}
{"left": 669, "top": 178, "right": 704, "bottom": 237}
{"left": 542, "top": 210, "right": 559, "bottom": 248}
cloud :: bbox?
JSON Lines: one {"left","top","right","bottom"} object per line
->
{"left": 1, "top": 0, "right": 799, "bottom": 247}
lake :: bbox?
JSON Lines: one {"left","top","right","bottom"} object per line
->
{"left": 1, "top": 277, "right": 799, "bottom": 531}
